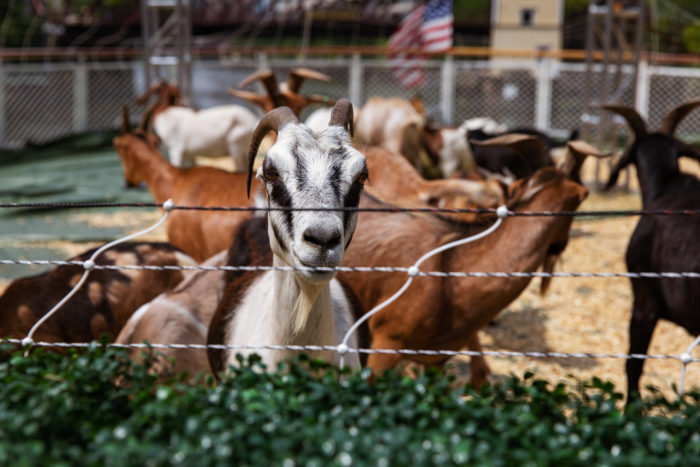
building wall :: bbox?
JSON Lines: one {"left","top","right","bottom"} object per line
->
{"left": 490, "top": 0, "right": 563, "bottom": 52}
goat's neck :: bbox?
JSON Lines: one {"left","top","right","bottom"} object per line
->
{"left": 137, "top": 145, "right": 177, "bottom": 203}
{"left": 634, "top": 150, "right": 680, "bottom": 207}
{"left": 270, "top": 255, "right": 335, "bottom": 345}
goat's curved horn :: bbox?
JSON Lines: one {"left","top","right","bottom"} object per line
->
{"left": 121, "top": 105, "right": 131, "bottom": 134}
{"left": 138, "top": 102, "right": 159, "bottom": 132}
{"left": 135, "top": 79, "right": 166, "bottom": 105}
{"left": 327, "top": 98, "right": 354, "bottom": 137}
{"left": 560, "top": 140, "right": 610, "bottom": 183}
{"left": 659, "top": 99, "right": 700, "bottom": 135}
{"left": 287, "top": 68, "right": 332, "bottom": 93}
{"left": 598, "top": 104, "right": 648, "bottom": 137}
{"left": 246, "top": 107, "right": 299, "bottom": 197}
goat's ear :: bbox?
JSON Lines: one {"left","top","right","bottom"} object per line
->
{"left": 287, "top": 68, "right": 332, "bottom": 94}
{"left": 246, "top": 107, "right": 299, "bottom": 197}
{"left": 659, "top": 99, "right": 700, "bottom": 135}
{"left": 228, "top": 88, "right": 269, "bottom": 111}
{"left": 409, "top": 96, "right": 426, "bottom": 116}
{"left": 560, "top": 140, "right": 610, "bottom": 183}
{"left": 121, "top": 105, "right": 131, "bottom": 134}
{"left": 605, "top": 146, "right": 634, "bottom": 190}
{"left": 597, "top": 104, "right": 648, "bottom": 137}
{"left": 470, "top": 133, "right": 549, "bottom": 164}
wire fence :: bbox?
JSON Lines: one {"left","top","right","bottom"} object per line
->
{"left": 2, "top": 53, "right": 700, "bottom": 149}
{"left": 1, "top": 198, "right": 699, "bottom": 395}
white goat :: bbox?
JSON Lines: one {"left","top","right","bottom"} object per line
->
{"left": 207, "top": 100, "right": 367, "bottom": 374}
{"left": 137, "top": 81, "right": 259, "bottom": 169}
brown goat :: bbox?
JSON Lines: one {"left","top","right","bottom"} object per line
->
{"left": 0, "top": 242, "right": 196, "bottom": 344}
{"left": 338, "top": 142, "right": 608, "bottom": 386}
{"left": 113, "top": 107, "right": 263, "bottom": 262}
{"left": 228, "top": 68, "right": 336, "bottom": 116}
{"left": 360, "top": 145, "right": 504, "bottom": 219}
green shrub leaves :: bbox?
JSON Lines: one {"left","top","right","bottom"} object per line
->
{"left": 1, "top": 342, "right": 699, "bottom": 466}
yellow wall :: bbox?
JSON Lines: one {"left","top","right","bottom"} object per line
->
{"left": 490, "top": 0, "right": 563, "bottom": 51}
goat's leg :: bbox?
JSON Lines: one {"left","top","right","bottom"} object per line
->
{"left": 466, "top": 333, "right": 491, "bottom": 388}
{"left": 626, "top": 295, "right": 660, "bottom": 403}
{"left": 169, "top": 146, "right": 185, "bottom": 167}
{"left": 366, "top": 337, "right": 403, "bottom": 376}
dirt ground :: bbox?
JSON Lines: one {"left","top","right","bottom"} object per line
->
{"left": 1, "top": 156, "right": 698, "bottom": 400}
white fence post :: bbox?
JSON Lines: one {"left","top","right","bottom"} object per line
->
{"left": 440, "top": 54, "right": 455, "bottom": 125}
{"left": 0, "top": 58, "right": 5, "bottom": 145}
{"left": 535, "top": 56, "right": 553, "bottom": 131}
{"left": 73, "top": 56, "right": 88, "bottom": 133}
{"left": 635, "top": 58, "right": 650, "bottom": 119}
{"left": 349, "top": 52, "right": 363, "bottom": 108}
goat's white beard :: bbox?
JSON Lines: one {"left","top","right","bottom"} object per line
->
{"left": 273, "top": 255, "right": 334, "bottom": 339}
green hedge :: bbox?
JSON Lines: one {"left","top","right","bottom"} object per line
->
{"left": 1, "top": 342, "right": 699, "bottom": 466}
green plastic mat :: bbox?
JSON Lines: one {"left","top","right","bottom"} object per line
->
{"left": 0, "top": 134, "right": 159, "bottom": 281}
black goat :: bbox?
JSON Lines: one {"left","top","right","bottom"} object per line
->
{"left": 602, "top": 99, "right": 700, "bottom": 402}
{"left": 468, "top": 127, "right": 578, "bottom": 179}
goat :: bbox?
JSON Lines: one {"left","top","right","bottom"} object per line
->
{"left": 113, "top": 106, "right": 263, "bottom": 262}
{"left": 136, "top": 81, "right": 259, "bottom": 169}
{"left": 0, "top": 243, "right": 196, "bottom": 344}
{"left": 337, "top": 139, "right": 608, "bottom": 386}
{"left": 228, "top": 68, "right": 336, "bottom": 116}
{"left": 115, "top": 250, "right": 228, "bottom": 379}
{"left": 356, "top": 96, "right": 496, "bottom": 178}
{"left": 206, "top": 100, "right": 367, "bottom": 374}
{"left": 360, "top": 145, "right": 505, "bottom": 219}
{"left": 468, "top": 127, "right": 579, "bottom": 179}
{"left": 601, "top": 99, "right": 700, "bottom": 402}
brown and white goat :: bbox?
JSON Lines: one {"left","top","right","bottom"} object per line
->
{"left": 338, "top": 140, "right": 608, "bottom": 386}
{"left": 113, "top": 106, "right": 263, "bottom": 262}
{"left": 207, "top": 100, "right": 367, "bottom": 374}
{"left": 602, "top": 100, "right": 700, "bottom": 402}
{"left": 115, "top": 250, "right": 228, "bottom": 379}
{"left": 137, "top": 81, "right": 259, "bottom": 168}
{"left": 0, "top": 242, "right": 196, "bottom": 344}
{"left": 228, "top": 68, "right": 336, "bottom": 116}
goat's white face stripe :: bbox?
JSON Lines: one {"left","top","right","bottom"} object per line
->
{"left": 257, "top": 124, "right": 367, "bottom": 283}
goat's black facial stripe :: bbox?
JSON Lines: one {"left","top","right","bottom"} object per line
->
{"left": 328, "top": 162, "right": 343, "bottom": 201}
{"left": 271, "top": 222, "right": 288, "bottom": 253}
{"left": 343, "top": 179, "right": 364, "bottom": 232}
{"left": 269, "top": 179, "right": 294, "bottom": 236}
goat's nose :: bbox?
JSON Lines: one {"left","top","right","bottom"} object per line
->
{"left": 303, "top": 226, "right": 341, "bottom": 250}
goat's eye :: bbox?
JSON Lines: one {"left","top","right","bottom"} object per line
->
{"left": 263, "top": 168, "right": 278, "bottom": 181}
{"left": 356, "top": 173, "right": 368, "bottom": 185}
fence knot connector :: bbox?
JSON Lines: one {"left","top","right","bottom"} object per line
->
{"left": 407, "top": 266, "right": 420, "bottom": 277}
{"left": 83, "top": 259, "right": 95, "bottom": 270}
{"left": 496, "top": 205, "right": 509, "bottom": 218}
{"left": 162, "top": 199, "right": 175, "bottom": 212}
{"left": 336, "top": 343, "right": 348, "bottom": 356}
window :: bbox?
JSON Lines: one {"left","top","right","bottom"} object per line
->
{"left": 520, "top": 8, "right": 535, "bottom": 26}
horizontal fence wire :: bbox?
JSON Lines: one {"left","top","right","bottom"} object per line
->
{"left": 1, "top": 201, "right": 699, "bottom": 217}
{"left": 4, "top": 338, "right": 698, "bottom": 363}
{"left": 1, "top": 259, "right": 699, "bottom": 279}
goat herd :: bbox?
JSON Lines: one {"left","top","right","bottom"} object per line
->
{"left": 1, "top": 68, "right": 699, "bottom": 402}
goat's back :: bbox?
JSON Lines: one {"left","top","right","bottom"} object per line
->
{"left": 0, "top": 242, "right": 196, "bottom": 344}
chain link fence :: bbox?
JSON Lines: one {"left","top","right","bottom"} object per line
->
{"left": 1, "top": 53, "right": 699, "bottom": 150}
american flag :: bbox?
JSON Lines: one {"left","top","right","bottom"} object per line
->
{"left": 388, "top": 0, "right": 453, "bottom": 89}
